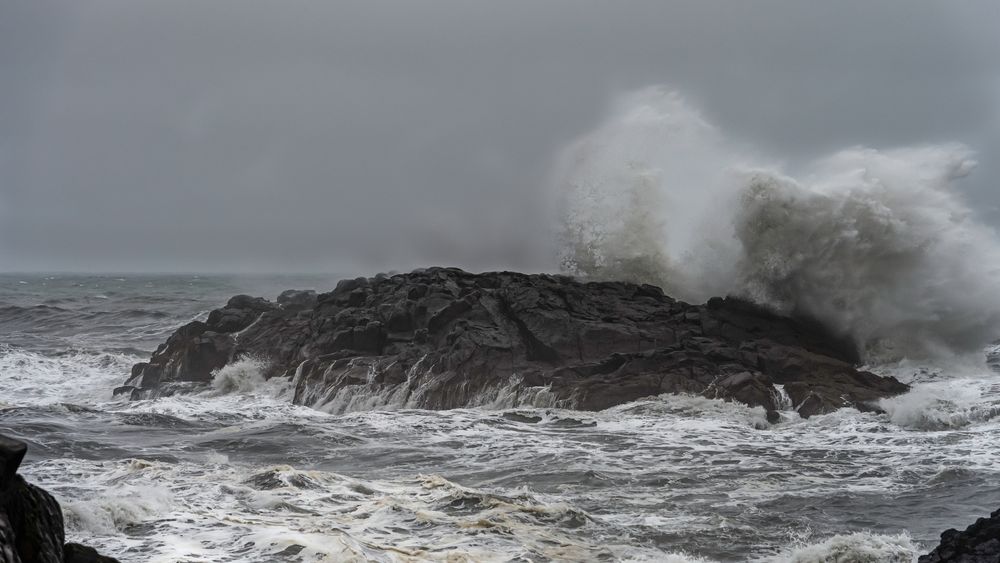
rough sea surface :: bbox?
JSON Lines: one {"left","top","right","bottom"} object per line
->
{"left": 2, "top": 274, "right": 998, "bottom": 562}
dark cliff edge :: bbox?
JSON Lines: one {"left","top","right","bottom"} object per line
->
{"left": 118, "top": 268, "right": 908, "bottom": 421}
{"left": 920, "top": 509, "right": 1000, "bottom": 562}
{"left": 0, "top": 435, "right": 119, "bottom": 563}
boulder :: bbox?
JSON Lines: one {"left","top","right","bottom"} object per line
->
{"left": 0, "top": 435, "right": 119, "bottom": 563}
{"left": 124, "top": 268, "right": 908, "bottom": 417}
{"left": 920, "top": 508, "right": 1000, "bottom": 563}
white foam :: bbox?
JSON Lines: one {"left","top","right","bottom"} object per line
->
{"left": 880, "top": 378, "right": 1000, "bottom": 430}
{"left": 311, "top": 369, "right": 567, "bottom": 415}
{"left": 0, "top": 344, "right": 135, "bottom": 407}
{"left": 27, "top": 458, "right": 681, "bottom": 562}
{"left": 63, "top": 484, "right": 174, "bottom": 535}
{"left": 767, "top": 532, "right": 918, "bottom": 563}
{"left": 16, "top": 377, "right": 1000, "bottom": 561}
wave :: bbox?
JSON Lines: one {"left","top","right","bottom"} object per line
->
{"left": 209, "top": 356, "right": 274, "bottom": 395}
{"left": 0, "top": 304, "right": 172, "bottom": 326}
{"left": 769, "top": 532, "right": 918, "bottom": 563}
{"left": 555, "top": 87, "right": 1000, "bottom": 361}
{"left": 0, "top": 302, "right": 186, "bottom": 354}
{"left": 0, "top": 344, "right": 137, "bottom": 407}
{"left": 879, "top": 379, "right": 1000, "bottom": 430}
{"left": 30, "top": 457, "right": 687, "bottom": 562}
{"left": 63, "top": 485, "right": 174, "bottom": 535}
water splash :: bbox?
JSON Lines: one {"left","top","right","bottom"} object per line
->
{"left": 771, "top": 531, "right": 919, "bottom": 563}
{"left": 555, "top": 87, "right": 1000, "bottom": 360}
{"left": 209, "top": 356, "right": 274, "bottom": 395}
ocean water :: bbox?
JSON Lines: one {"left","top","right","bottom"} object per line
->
{"left": 1, "top": 273, "right": 999, "bottom": 562}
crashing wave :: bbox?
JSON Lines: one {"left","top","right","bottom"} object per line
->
{"left": 879, "top": 379, "right": 1000, "bottom": 430}
{"left": 0, "top": 344, "right": 137, "bottom": 407}
{"left": 770, "top": 532, "right": 918, "bottom": 563}
{"left": 555, "top": 87, "right": 1000, "bottom": 361}
{"left": 209, "top": 356, "right": 274, "bottom": 395}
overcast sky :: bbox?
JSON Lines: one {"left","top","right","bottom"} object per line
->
{"left": 2, "top": 1, "right": 998, "bottom": 273}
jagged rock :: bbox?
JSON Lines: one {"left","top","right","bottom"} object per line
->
{"left": 124, "top": 268, "right": 908, "bottom": 417}
{"left": 0, "top": 435, "right": 119, "bottom": 563}
{"left": 277, "top": 289, "right": 318, "bottom": 311}
{"left": 920, "top": 508, "right": 1000, "bottom": 563}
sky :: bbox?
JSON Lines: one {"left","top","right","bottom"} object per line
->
{"left": 2, "top": 1, "right": 999, "bottom": 273}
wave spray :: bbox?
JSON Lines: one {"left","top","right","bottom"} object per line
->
{"left": 554, "top": 87, "right": 1000, "bottom": 360}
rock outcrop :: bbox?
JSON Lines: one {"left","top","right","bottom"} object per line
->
{"left": 920, "top": 509, "right": 1000, "bottom": 563}
{"left": 120, "top": 268, "right": 907, "bottom": 420}
{"left": 0, "top": 435, "right": 119, "bottom": 563}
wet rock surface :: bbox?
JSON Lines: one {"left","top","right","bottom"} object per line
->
{"left": 0, "top": 435, "right": 119, "bottom": 563}
{"left": 125, "top": 268, "right": 907, "bottom": 418}
{"left": 920, "top": 508, "right": 1000, "bottom": 563}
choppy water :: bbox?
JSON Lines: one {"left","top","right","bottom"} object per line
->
{"left": 2, "top": 274, "right": 999, "bottom": 562}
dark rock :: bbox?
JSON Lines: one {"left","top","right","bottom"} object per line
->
{"left": 64, "top": 543, "right": 120, "bottom": 563}
{"left": 503, "top": 413, "right": 543, "bottom": 424}
{"left": 0, "top": 435, "right": 118, "bottom": 563}
{"left": 245, "top": 469, "right": 320, "bottom": 491}
{"left": 3, "top": 475, "right": 64, "bottom": 563}
{"left": 0, "top": 436, "right": 26, "bottom": 491}
{"left": 920, "top": 508, "right": 1000, "bottom": 562}
{"left": 124, "top": 268, "right": 907, "bottom": 418}
{"left": 207, "top": 295, "right": 278, "bottom": 333}
{"left": 277, "top": 289, "right": 318, "bottom": 311}
{"left": 121, "top": 321, "right": 235, "bottom": 396}
{"left": 111, "top": 386, "right": 143, "bottom": 401}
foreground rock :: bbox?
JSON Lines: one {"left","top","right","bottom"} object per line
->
{"left": 0, "top": 435, "right": 119, "bottom": 563}
{"left": 920, "top": 508, "right": 1000, "bottom": 562}
{"left": 120, "top": 268, "right": 907, "bottom": 420}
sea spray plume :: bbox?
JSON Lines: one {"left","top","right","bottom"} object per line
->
{"left": 554, "top": 87, "right": 747, "bottom": 299}
{"left": 732, "top": 146, "right": 1000, "bottom": 359}
{"left": 558, "top": 162, "right": 674, "bottom": 287}
{"left": 555, "top": 87, "right": 1000, "bottom": 359}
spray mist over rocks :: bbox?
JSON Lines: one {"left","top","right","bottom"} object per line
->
{"left": 555, "top": 86, "right": 1000, "bottom": 361}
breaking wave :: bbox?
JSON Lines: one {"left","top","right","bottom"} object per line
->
{"left": 209, "top": 356, "right": 274, "bottom": 395}
{"left": 0, "top": 344, "right": 136, "bottom": 407}
{"left": 555, "top": 87, "right": 1000, "bottom": 360}
{"left": 774, "top": 532, "right": 918, "bottom": 563}
{"left": 878, "top": 378, "right": 1000, "bottom": 430}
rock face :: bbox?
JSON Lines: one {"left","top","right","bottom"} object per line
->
{"left": 121, "top": 268, "right": 907, "bottom": 419}
{"left": 0, "top": 435, "right": 119, "bottom": 563}
{"left": 920, "top": 509, "right": 1000, "bottom": 563}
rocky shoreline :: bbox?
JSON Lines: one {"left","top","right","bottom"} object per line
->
{"left": 119, "top": 268, "right": 908, "bottom": 421}
{"left": 0, "top": 435, "right": 118, "bottom": 563}
{"left": 919, "top": 509, "right": 1000, "bottom": 562}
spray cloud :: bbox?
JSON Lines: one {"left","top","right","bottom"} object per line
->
{"left": 555, "top": 87, "right": 1000, "bottom": 360}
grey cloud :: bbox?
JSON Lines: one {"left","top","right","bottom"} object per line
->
{"left": 1, "top": 0, "right": 998, "bottom": 272}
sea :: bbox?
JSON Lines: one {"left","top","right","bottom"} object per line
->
{"left": 2, "top": 273, "right": 999, "bottom": 562}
